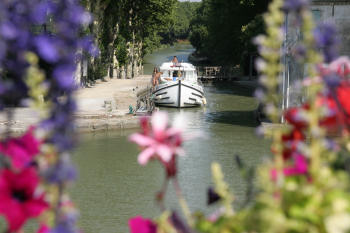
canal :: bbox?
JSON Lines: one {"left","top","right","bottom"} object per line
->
{"left": 71, "top": 43, "right": 270, "bottom": 233}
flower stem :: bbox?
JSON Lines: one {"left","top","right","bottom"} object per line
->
{"left": 173, "top": 177, "right": 193, "bottom": 226}
{"left": 156, "top": 177, "right": 169, "bottom": 212}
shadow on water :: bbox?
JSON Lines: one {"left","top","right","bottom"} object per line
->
{"left": 206, "top": 110, "right": 259, "bottom": 128}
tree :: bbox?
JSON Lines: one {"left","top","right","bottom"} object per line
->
{"left": 80, "top": 0, "right": 177, "bottom": 79}
{"left": 189, "top": 0, "right": 271, "bottom": 66}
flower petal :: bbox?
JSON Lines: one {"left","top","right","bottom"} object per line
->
{"left": 129, "top": 133, "right": 154, "bottom": 147}
{"left": 138, "top": 147, "right": 156, "bottom": 165}
{"left": 0, "top": 198, "right": 27, "bottom": 232}
{"left": 156, "top": 145, "right": 172, "bottom": 162}
{"left": 151, "top": 112, "right": 168, "bottom": 138}
{"left": 23, "top": 197, "right": 49, "bottom": 217}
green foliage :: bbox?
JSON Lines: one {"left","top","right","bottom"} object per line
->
{"left": 172, "top": 1, "right": 201, "bottom": 40}
{"left": 79, "top": 0, "right": 181, "bottom": 80}
{"left": 189, "top": 0, "right": 271, "bottom": 65}
{"left": 115, "top": 35, "right": 128, "bottom": 66}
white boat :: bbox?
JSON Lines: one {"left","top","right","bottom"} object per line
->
{"left": 152, "top": 62, "right": 206, "bottom": 108}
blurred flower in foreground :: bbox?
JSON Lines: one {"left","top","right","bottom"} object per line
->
{"left": 0, "top": 126, "right": 41, "bottom": 169}
{"left": 129, "top": 112, "right": 185, "bottom": 177}
{"left": 271, "top": 154, "right": 309, "bottom": 180}
{"left": 129, "top": 216, "right": 157, "bottom": 233}
{"left": 0, "top": 168, "right": 48, "bottom": 232}
{"left": 314, "top": 21, "right": 339, "bottom": 63}
{"left": 51, "top": 211, "right": 80, "bottom": 233}
{"left": 37, "top": 224, "right": 50, "bottom": 233}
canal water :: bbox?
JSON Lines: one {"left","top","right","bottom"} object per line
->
{"left": 71, "top": 44, "right": 270, "bottom": 233}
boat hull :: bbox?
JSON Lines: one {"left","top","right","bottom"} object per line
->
{"left": 152, "top": 80, "right": 205, "bottom": 108}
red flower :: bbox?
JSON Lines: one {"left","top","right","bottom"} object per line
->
{"left": 129, "top": 216, "right": 157, "bottom": 233}
{"left": 284, "top": 106, "right": 308, "bottom": 129}
{"left": 337, "top": 83, "right": 350, "bottom": 117}
{"left": 0, "top": 127, "right": 41, "bottom": 169}
{"left": 0, "top": 168, "right": 48, "bottom": 232}
{"left": 281, "top": 128, "right": 305, "bottom": 160}
{"left": 316, "top": 82, "right": 350, "bottom": 132}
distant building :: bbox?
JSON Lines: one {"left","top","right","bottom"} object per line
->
{"left": 281, "top": 0, "right": 350, "bottom": 114}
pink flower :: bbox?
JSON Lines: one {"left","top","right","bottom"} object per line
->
{"left": 37, "top": 224, "right": 50, "bottom": 233}
{"left": 0, "top": 127, "right": 41, "bottom": 169}
{"left": 0, "top": 168, "right": 49, "bottom": 232}
{"left": 271, "top": 154, "right": 309, "bottom": 180}
{"left": 129, "top": 216, "right": 157, "bottom": 233}
{"left": 129, "top": 112, "right": 184, "bottom": 166}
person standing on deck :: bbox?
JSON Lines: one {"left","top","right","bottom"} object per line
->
{"left": 171, "top": 56, "right": 179, "bottom": 66}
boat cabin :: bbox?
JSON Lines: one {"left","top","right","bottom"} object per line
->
{"left": 159, "top": 62, "right": 197, "bottom": 83}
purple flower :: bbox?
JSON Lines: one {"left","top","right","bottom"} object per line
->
{"left": 51, "top": 212, "right": 79, "bottom": 233}
{"left": 170, "top": 212, "right": 193, "bottom": 233}
{"left": 35, "top": 36, "right": 60, "bottom": 63}
{"left": 68, "top": 6, "right": 91, "bottom": 25}
{"left": 0, "top": 22, "right": 18, "bottom": 39}
{"left": 314, "top": 21, "right": 339, "bottom": 63}
{"left": 31, "top": 1, "right": 54, "bottom": 24}
{"left": 53, "top": 65, "right": 76, "bottom": 90}
{"left": 0, "top": 0, "right": 95, "bottom": 232}
{"left": 323, "top": 74, "right": 341, "bottom": 88}
{"left": 43, "top": 154, "right": 77, "bottom": 184}
{"left": 79, "top": 36, "right": 99, "bottom": 57}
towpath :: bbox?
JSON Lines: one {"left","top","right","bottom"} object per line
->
{"left": 0, "top": 75, "right": 152, "bottom": 133}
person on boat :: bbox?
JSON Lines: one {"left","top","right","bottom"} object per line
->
{"left": 171, "top": 56, "right": 179, "bottom": 66}
{"left": 160, "top": 71, "right": 172, "bottom": 83}
{"left": 178, "top": 71, "right": 183, "bottom": 80}
{"left": 151, "top": 67, "right": 158, "bottom": 85}
{"left": 152, "top": 71, "right": 163, "bottom": 86}
{"left": 173, "top": 70, "right": 178, "bottom": 80}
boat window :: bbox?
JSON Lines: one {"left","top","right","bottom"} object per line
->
{"left": 186, "top": 71, "right": 194, "bottom": 80}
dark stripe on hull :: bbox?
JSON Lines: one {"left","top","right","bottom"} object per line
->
{"left": 192, "top": 92, "right": 203, "bottom": 98}
{"left": 155, "top": 102, "right": 175, "bottom": 105}
{"left": 184, "top": 102, "right": 201, "bottom": 106}
{"left": 152, "top": 83, "right": 178, "bottom": 95}
{"left": 156, "top": 92, "right": 167, "bottom": 96}
{"left": 182, "top": 83, "right": 204, "bottom": 95}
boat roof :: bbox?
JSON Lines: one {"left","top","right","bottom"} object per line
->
{"left": 159, "top": 62, "right": 196, "bottom": 71}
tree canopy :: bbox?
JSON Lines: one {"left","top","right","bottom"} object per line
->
{"left": 189, "top": 0, "right": 271, "bottom": 66}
